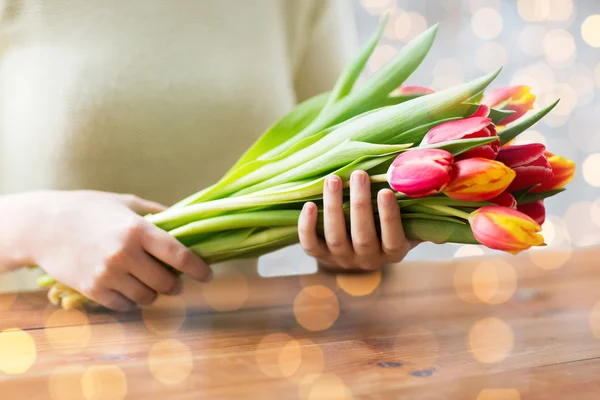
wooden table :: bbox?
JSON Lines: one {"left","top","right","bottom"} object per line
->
{"left": 1, "top": 246, "right": 600, "bottom": 399}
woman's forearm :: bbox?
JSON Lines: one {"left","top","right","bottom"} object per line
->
{"left": 0, "top": 192, "right": 41, "bottom": 271}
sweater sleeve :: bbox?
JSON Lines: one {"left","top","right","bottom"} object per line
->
{"left": 292, "top": 0, "right": 359, "bottom": 103}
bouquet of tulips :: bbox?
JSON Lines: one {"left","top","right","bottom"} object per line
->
{"left": 38, "top": 19, "right": 575, "bottom": 309}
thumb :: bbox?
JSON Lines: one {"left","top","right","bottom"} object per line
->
{"left": 116, "top": 194, "right": 168, "bottom": 215}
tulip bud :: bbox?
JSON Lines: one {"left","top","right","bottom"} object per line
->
{"left": 469, "top": 205, "right": 545, "bottom": 254}
{"left": 517, "top": 200, "right": 546, "bottom": 225}
{"left": 387, "top": 149, "right": 453, "bottom": 198}
{"left": 482, "top": 86, "right": 536, "bottom": 125}
{"left": 530, "top": 151, "right": 576, "bottom": 193}
{"left": 489, "top": 192, "right": 517, "bottom": 209}
{"left": 393, "top": 86, "right": 435, "bottom": 96}
{"left": 471, "top": 104, "right": 490, "bottom": 118}
{"left": 495, "top": 143, "right": 554, "bottom": 192}
{"left": 443, "top": 158, "right": 516, "bottom": 202}
{"left": 425, "top": 117, "right": 500, "bottom": 160}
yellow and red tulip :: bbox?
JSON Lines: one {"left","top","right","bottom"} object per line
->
{"left": 425, "top": 116, "right": 500, "bottom": 160}
{"left": 387, "top": 149, "right": 453, "bottom": 198}
{"left": 482, "top": 85, "right": 536, "bottom": 125}
{"left": 489, "top": 192, "right": 517, "bottom": 209}
{"left": 442, "top": 158, "right": 516, "bottom": 202}
{"left": 495, "top": 143, "right": 554, "bottom": 192}
{"left": 469, "top": 205, "right": 545, "bottom": 254}
{"left": 530, "top": 151, "right": 576, "bottom": 193}
{"left": 517, "top": 200, "right": 546, "bottom": 225}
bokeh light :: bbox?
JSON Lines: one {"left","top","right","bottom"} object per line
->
{"left": 581, "top": 15, "right": 600, "bottom": 48}
{"left": 564, "top": 202, "right": 600, "bottom": 247}
{"left": 432, "top": 58, "right": 464, "bottom": 90}
{"left": 529, "top": 215, "right": 573, "bottom": 270}
{"left": 202, "top": 272, "right": 248, "bottom": 312}
{"left": 293, "top": 285, "right": 340, "bottom": 332}
{"left": 255, "top": 333, "right": 300, "bottom": 378}
{"left": 142, "top": 294, "right": 186, "bottom": 335}
{"left": 472, "top": 260, "right": 517, "bottom": 305}
{"left": 468, "top": 317, "right": 514, "bottom": 363}
{"left": 454, "top": 244, "right": 485, "bottom": 258}
{"left": 81, "top": 365, "right": 128, "bottom": 400}
{"left": 148, "top": 339, "right": 194, "bottom": 385}
{"left": 398, "top": 12, "right": 428, "bottom": 43}
{"left": 0, "top": 328, "right": 36, "bottom": 374}
{"left": 518, "top": 25, "right": 547, "bottom": 57}
{"left": 368, "top": 45, "right": 397, "bottom": 73}
{"left": 336, "top": 270, "right": 381, "bottom": 296}
{"left": 518, "top": 0, "right": 550, "bottom": 22}
{"left": 360, "top": 0, "right": 395, "bottom": 15}
{"left": 476, "top": 42, "right": 507, "bottom": 73}
{"left": 543, "top": 29, "right": 576, "bottom": 64}
{"left": 583, "top": 154, "right": 600, "bottom": 187}
{"left": 471, "top": 7, "right": 503, "bottom": 39}
{"left": 299, "top": 373, "right": 353, "bottom": 400}
{"left": 49, "top": 366, "right": 86, "bottom": 400}
{"left": 478, "top": 389, "right": 521, "bottom": 400}
{"left": 469, "top": 0, "right": 501, "bottom": 13}
{"left": 44, "top": 309, "right": 91, "bottom": 354}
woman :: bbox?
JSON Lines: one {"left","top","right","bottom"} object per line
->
{"left": 0, "top": 0, "right": 416, "bottom": 311}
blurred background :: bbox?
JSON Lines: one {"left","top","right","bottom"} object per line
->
{"left": 260, "top": 0, "right": 600, "bottom": 275}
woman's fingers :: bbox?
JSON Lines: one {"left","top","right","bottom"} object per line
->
{"left": 298, "top": 202, "right": 330, "bottom": 260}
{"left": 378, "top": 189, "right": 409, "bottom": 262}
{"left": 111, "top": 273, "right": 158, "bottom": 306}
{"left": 117, "top": 193, "right": 167, "bottom": 215}
{"left": 129, "top": 250, "right": 182, "bottom": 295}
{"left": 139, "top": 222, "right": 213, "bottom": 282}
{"left": 323, "top": 176, "right": 353, "bottom": 259}
{"left": 84, "top": 286, "right": 136, "bottom": 312}
{"left": 349, "top": 171, "right": 379, "bottom": 258}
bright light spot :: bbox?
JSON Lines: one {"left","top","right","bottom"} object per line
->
{"left": 518, "top": 0, "right": 550, "bottom": 21}
{"left": 478, "top": 388, "right": 521, "bottom": 400}
{"left": 469, "top": 0, "right": 501, "bottom": 12}
{"left": 518, "top": 25, "right": 547, "bottom": 57}
{"left": 455, "top": 245, "right": 485, "bottom": 258}
{"left": 510, "top": 62, "right": 555, "bottom": 99}
{"left": 513, "top": 130, "right": 547, "bottom": 146}
{"left": 391, "top": 10, "right": 411, "bottom": 41}
{"left": 368, "top": 44, "right": 397, "bottom": 73}
{"left": 336, "top": 271, "right": 381, "bottom": 296}
{"left": 564, "top": 202, "right": 599, "bottom": 247}
{"left": 142, "top": 295, "right": 186, "bottom": 335}
{"left": 582, "top": 15, "right": 600, "bottom": 48}
{"left": 81, "top": 365, "right": 128, "bottom": 400}
{"left": 583, "top": 154, "right": 600, "bottom": 187}
{"left": 299, "top": 373, "right": 353, "bottom": 400}
{"left": 360, "top": 0, "right": 395, "bottom": 15}
{"left": 293, "top": 285, "right": 340, "bottom": 332}
{"left": 567, "top": 75, "right": 595, "bottom": 107}
{"left": 548, "top": 0, "right": 573, "bottom": 21}
{"left": 49, "top": 366, "right": 86, "bottom": 400}
{"left": 472, "top": 260, "right": 517, "bottom": 305}
{"left": 530, "top": 216, "right": 573, "bottom": 270}
{"left": 543, "top": 29, "right": 575, "bottom": 64}
{"left": 0, "top": 328, "right": 36, "bottom": 374}
{"left": 544, "top": 83, "right": 577, "bottom": 117}
{"left": 397, "top": 12, "right": 428, "bottom": 42}
{"left": 202, "top": 272, "right": 248, "bottom": 312}
{"left": 471, "top": 7, "right": 503, "bottom": 39}
{"left": 476, "top": 42, "right": 507, "bottom": 72}
{"left": 468, "top": 318, "right": 514, "bottom": 363}
{"left": 148, "top": 339, "right": 194, "bottom": 385}
{"left": 45, "top": 309, "right": 91, "bottom": 355}
{"left": 256, "top": 333, "right": 300, "bottom": 378}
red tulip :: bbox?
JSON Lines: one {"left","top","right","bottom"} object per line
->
{"left": 387, "top": 149, "right": 453, "bottom": 198}
{"left": 471, "top": 104, "right": 490, "bottom": 118}
{"left": 530, "top": 151, "right": 576, "bottom": 193}
{"left": 489, "top": 192, "right": 517, "bottom": 209}
{"left": 517, "top": 200, "right": 546, "bottom": 225}
{"left": 469, "top": 206, "right": 545, "bottom": 254}
{"left": 425, "top": 116, "right": 500, "bottom": 160}
{"left": 442, "top": 158, "right": 516, "bottom": 202}
{"left": 482, "top": 86, "right": 536, "bottom": 125}
{"left": 495, "top": 143, "right": 554, "bottom": 192}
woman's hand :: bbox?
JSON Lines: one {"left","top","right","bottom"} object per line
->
{"left": 4, "top": 190, "right": 212, "bottom": 311}
{"left": 298, "top": 171, "right": 419, "bottom": 272}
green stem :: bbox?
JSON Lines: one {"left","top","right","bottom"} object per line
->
{"left": 423, "top": 204, "right": 472, "bottom": 220}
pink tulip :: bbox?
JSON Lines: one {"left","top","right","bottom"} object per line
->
{"left": 482, "top": 86, "right": 536, "bottom": 125}
{"left": 494, "top": 143, "right": 554, "bottom": 192}
{"left": 394, "top": 86, "right": 435, "bottom": 96}
{"left": 489, "top": 192, "right": 517, "bottom": 209}
{"left": 425, "top": 116, "right": 500, "bottom": 160}
{"left": 517, "top": 200, "right": 546, "bottom": 225}
{"left": 387, "top": 149, "right": 453, "bottom": 198}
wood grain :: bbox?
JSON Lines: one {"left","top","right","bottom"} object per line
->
{"left": 1, "top": 246, "right": 599, "bottom": 399}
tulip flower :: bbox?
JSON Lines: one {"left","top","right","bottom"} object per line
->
{"left": 387, "top": 149, "right": 453, "bottom": 197}
{"left": 443, "top": 158, "right": 516, "bottom": 202}
{"left": 489, "top": 192, "right": 517, "bottom": 209}
{"left": 469, "top": 205, "right": 545, "bottom": 254}
{"left": 517, "top": 200, "right": 546, "bottom": 225}
{"left": 425, "top": 116, "right": 500, "bottom": 160}
{"left": 530, "top": 151, "right": 576, "bottom": 193}
{"left": 482, "top": 86, "right": 536, "bottom": 125}
{"left": 494, "top": 143, "right": 553, "bottom": 192}
{"left": 394, "top": 86, "right": 435, "bottom": 96}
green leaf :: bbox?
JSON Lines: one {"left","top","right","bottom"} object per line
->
{"left": 402, "top": 218, "right": 478, "bottom": 244}
{"left": 499, "top": 99, "right": 560, "bottom": 145}
{"left": 321, "top": 15, "right": 389, "bottom": 112}
{"left": 436, "top": 103, "right": 514, "bottom": 125}
{"left": 400, "top": 213, "right": 466, "bottom": 224}
{"left": 421, "top": 136, "right": 499, "bottom": 156}
{"left": 259, "top": 24, "right": 440, "bottom": 160}
{"left": 518, "top": 189, "right": 565, "bottom": 205}
{"left": 490, "top": 108, "right": 516, "bottom": 125}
